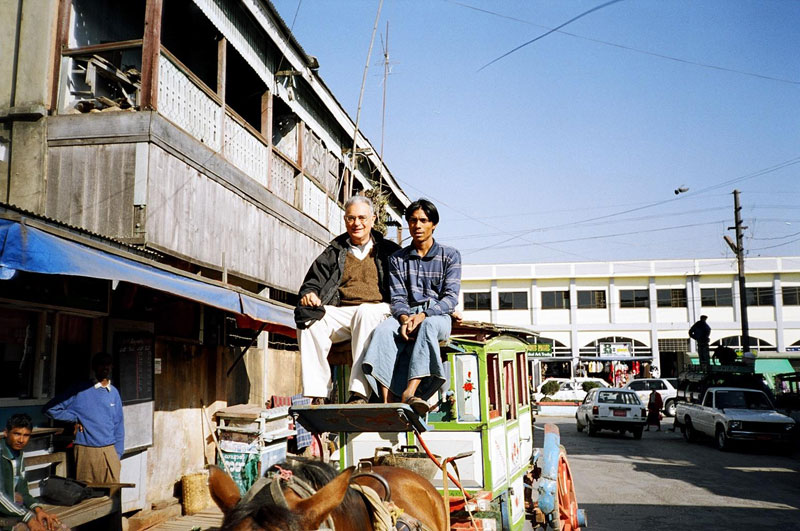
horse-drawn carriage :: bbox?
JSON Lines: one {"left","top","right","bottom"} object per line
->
{"left": 210, "top": 322, "right": 586, "bottom": 530}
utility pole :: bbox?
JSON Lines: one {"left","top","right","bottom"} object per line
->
{"left": 724, "top": 189, "right": 750, "bottom": 353}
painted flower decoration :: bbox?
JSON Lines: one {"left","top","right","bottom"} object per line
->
{"left": 463, "top": 371, "right": 474, "bottom": 394}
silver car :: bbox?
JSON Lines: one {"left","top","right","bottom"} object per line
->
{"left": 624, "top": 378, "right": 679, "bottom": 417}
{"left": 576, "top": 388, "right": 647, "bottom": 439}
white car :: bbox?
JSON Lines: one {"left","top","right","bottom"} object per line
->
{"left": 534, "top": 377, "right": 608, "bottom": 402}
{"left": 576, "top": 388, "right": 647, "bottom": 439}
{"left": 624, "top": 378, "right": 679, "bottom": 417}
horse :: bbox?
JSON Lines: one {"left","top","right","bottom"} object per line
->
{"left": 208, "top": 457, "right": 447, "bottom": 531}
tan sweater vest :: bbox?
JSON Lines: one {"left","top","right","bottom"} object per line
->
{"left": 338, "top": 248, "right": 382, "bottom": 305}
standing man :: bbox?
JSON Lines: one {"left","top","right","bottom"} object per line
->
{"left": 45, "top": 352, "right": 124, "bottom": 484}
{"left": 689, "top": 315, "right": 711, "bottom": 367}
{"left": 1, "top": 414, "right": 61, "bottom": 531}
{"left": 362, "top": 199, "right": 461, "bottom": 414}
{"left": 296, "top": 195, "right": 400, "bottom": 403}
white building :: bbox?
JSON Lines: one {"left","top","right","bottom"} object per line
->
{"left": 460, "top": 257, "right": 800, "bottom": 386}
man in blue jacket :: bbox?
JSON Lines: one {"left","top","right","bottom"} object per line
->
{"left": 45, "top": 353, "right": 124, "bottom": 484}
{"left": 1, "top": 414, "right": 60, "bottom": 531}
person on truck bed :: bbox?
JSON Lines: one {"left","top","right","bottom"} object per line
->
{"left": 362, "top": 199, "right": 461, "bottom": 415}
{"left": 689, "top": 315, "right": 711, "bottom": 367}
{"left": 294, "top": 195, "right": 400, "bottom": 404}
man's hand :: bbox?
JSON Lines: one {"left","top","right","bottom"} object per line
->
{"left": 25, "top": 515, "right": 45, "bottom": 531}
{"left": 400, "top": 313, "right": 426, "bottom": 341}
{"left": 74, "top": 423, "right": 84, "bottom": 434}
{"left": 33, "top": 508, "right": 60, "bottom": 531}
{"left": 300, "top": 292, "right": 322, "bottom": 307}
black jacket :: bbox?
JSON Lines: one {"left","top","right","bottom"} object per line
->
{"left": 294, "top": 230, "right": 400, "bottom": 328}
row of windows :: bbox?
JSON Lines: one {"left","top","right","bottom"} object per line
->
{"left": 464, "top": 286, "right": 800, "bottom": 310}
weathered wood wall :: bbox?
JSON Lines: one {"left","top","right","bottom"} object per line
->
{"left": 145, "top": 143, "right": 320, "bottom": 289}
{"left": 46, "top": 143, "right": 137, "bottom": 236}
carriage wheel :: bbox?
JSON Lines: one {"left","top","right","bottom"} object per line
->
{"left": 556, "top": 448, "right": 581, "bottom": 531}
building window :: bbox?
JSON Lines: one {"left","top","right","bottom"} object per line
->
{"left": 499, "top": 291, "right": 528, "bottom": 310}
{"left": 784, "top": 286, "right": 800, "bottom": 306}
{"left": 746, "top": 287, "right": 774, "bottom": 306}
{"left": 463, "top": 292, "right": 490, "bottom": 310}
{"left": 577, "top": 290, "right": 606, "bottom": 309}
{"left": 657, "top": 288, "right": 687, "bottom": 308}
{"left": 619, "top": 289, "right": 649, "bottom": 308}
{"left": 701, "top": 288, "right": 732, "bottom": 307}
{"left": 541, "top": 290, "right": 569, "bottom": 309}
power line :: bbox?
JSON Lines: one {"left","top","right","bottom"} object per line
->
{"left": 749, "top": 236, "right": 800, "bottom": 251}
{"left": 463, "top": 156, "right": 800, "bottom": 255}
{"left": 749, "top": 230, "right": 800, "bottom": 241}
{"left": 461, "top": 220, "right": 725, "bottom": 254}
{"left": 477, "top": 0, "right": 626, "bottom": 72}
{"left": 453, "top": 1, "right": 800, "bottom": 85}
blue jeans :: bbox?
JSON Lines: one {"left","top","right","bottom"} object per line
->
{"left": 361, "top": 311, "right": 451, "bottom": 400}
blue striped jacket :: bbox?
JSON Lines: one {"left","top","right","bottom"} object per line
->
{"left": 388, "top": 239, "right": 461, "bottom": 319}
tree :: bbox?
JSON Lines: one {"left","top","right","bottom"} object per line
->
{"left": 541, "top": 380, "right": 561, "bottom": 398}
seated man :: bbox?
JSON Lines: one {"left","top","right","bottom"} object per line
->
{"left": 1, "top": 414, "right": 61, "bottom": 531}
{"left": 362, "top": 199, "right": 461, "bottom": 414}
{"left": 295, "top": 195, "right": 400, "bottom": 403}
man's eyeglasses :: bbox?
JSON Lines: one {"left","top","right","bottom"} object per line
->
{"left": 344, "top": 215, "right": 371, "bottom": 224}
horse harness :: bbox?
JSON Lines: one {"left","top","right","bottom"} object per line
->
{"left": 242, "top": 467, "right": 430, "bottom": 531}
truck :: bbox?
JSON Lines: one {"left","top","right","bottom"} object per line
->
{"left": 675, "top": 386, "right": 796, "bottom": 451}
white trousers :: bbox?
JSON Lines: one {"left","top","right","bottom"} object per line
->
{"left": 300, "top": 302, "right": 391, "bottom": 398}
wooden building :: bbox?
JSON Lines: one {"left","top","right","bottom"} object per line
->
{"left": 0, "top": 0, "right": 409, "bottom": 519}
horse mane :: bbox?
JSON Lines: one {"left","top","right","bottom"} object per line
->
{"left": 220, "top": 457, "right": 364, "bottom": 530}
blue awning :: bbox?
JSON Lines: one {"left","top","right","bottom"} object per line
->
{"left": 0, "top": 218, "right": 295, "bottom": 335}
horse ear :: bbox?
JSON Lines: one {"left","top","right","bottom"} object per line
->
{"left": 208, "top": 465, "right": 241, "bottom": 513}
{"left": 293, "top": 466, "right": 355, "bottom": 529}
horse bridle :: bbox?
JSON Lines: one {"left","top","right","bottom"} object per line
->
{"left": 237, "top": 469, "right": 392, "bottom": 530}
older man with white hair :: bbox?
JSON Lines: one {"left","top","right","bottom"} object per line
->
{"left": 295, "top": 195, "right": 400, "bottom": 403}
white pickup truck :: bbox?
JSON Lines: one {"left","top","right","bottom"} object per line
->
{"left": 675, "top": 387, "right": 796, "bottom": 451}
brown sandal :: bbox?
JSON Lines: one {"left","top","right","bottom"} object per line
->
{"left": 405, "top": 396, "right": 429, "bottom": 416}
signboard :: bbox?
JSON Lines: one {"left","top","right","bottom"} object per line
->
{"left": 598, "top": 342, "right": 632, "bottom": 357}
{"left": 529, "top": 343, "right": 553, "bottom": 357}
{"left": 113, "top": 331, "right": 154, "bottom": 404}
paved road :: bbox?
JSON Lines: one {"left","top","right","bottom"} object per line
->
{"left": 534, "top": 416, "right": 800, "bottom": 531}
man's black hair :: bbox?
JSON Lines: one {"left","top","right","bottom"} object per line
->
{"left": 92, "top": 352, "right": 113, "bottom": 367}
{"left": 6, "top": 413, "right": 33, "bottom": 432}
{"left": 405, "top": 199, "right": 439, "bottom": 225}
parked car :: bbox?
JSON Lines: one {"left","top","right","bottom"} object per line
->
{"left": 675, "top": 386, "right": 796, "bottom": 451}
{"left": 624, "top": 378, "right": 679, "bottom": 417}
{"left": 576, "top": 387, "right": 647, "bottom": 439}
{"left": 534, "top": 377, "right": 608, "bottom": 402}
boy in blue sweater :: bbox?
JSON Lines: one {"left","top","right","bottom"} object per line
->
{"left": 45, "top": 353, "right": 124, "bottom": 484}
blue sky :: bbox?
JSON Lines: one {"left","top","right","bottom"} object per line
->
{"left": 272, "top": 0, "right": 800, "bottom": 264}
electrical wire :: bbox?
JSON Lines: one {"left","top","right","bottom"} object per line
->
{"left": 749, "top": 230, "right": 800, "bottom": 241}
{"left": 749, "top": 236, "right": 800, "bottom": 251}
{"left": 477, "top": 0, "right": 626, "bottom": 72}
{"left": 453, "top": 1, "right": 800, "bottom": 85}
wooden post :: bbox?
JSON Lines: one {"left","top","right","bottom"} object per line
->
{"left": 261, "top": 90, "right": 273, "bottom": 189}
{"left": 140, "top": 0, "right": 163, "bottom": 110}
{"left": 49, "top": 0, "right": 72, "bottom": 112}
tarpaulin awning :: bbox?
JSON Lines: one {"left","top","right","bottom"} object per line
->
{"left": 0, "top": 218, "right": 295, "bottom": 335}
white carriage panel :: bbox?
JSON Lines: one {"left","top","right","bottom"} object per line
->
{"left": 519, "top": 410, "right": 533, "bottom": 466}
{"left": 510, "top": 474, "right": 525, "bottom": 525}
{"left": 342, "top": 432, "right": 406, "bottom": 469}
{"left": 417, "top": 431, "right": 484, "bottom": 489}
{"left": 303, "top": 177, "right": 326, "bottom": 224}
{"left": 157, "top": 54, "right": 221, "bottom": 150}
{"left": 223, "top": 114, "right": 269, "bottom": 187}
{"left": 489, "top": 425, "right": 507, "bottom": 489}
{"left": 506, "top": 424, "right": 522, "bottom": 474}
{"left": 455, "top": 355, "right": 481, "bottom": 422}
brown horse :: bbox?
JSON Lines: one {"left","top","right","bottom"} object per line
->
{"left": 209, "top": 458, "right": 447, "bottom": 531}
